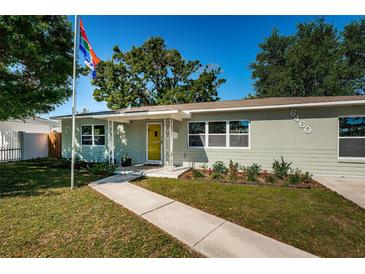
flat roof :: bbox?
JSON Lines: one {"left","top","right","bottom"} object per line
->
{"left": 51, "top": 96, "right": 365, "bottom": 119}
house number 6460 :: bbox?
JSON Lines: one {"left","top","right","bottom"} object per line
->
{"left": 290, "top": 109, "right": 312, "bottom": 134}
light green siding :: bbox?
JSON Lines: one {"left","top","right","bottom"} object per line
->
{"left": 113, "top": 120, "right": 146, "bottom": 163}
{"left": 173, "top": 105, "right": 365, "bottom": 177}
{"left": 61, "top": 105, "right": 365, "bottom": 176}
{"left": 62, "top": 118, "right": 109, "bottom": 162}
{"left": 62, "top": 119, "right": 163, "bottom": 164}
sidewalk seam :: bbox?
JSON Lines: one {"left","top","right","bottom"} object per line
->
{"left": 140, "top": 200, "right": 176, "bottom": 216}
{"left": 192, "top": 220, "right": 226, "bottom": 247}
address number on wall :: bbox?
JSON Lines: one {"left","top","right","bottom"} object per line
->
{"left": 290, "top": 109, "right": 312, "bottom": 134}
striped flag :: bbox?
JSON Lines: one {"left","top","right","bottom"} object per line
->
{"left": 79, "top": 18, "right": 100, "bottom": 79}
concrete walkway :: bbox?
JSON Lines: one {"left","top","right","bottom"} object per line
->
{"left": 314, "top": 176, "right": 365, "bottom": 210}
{"left": 90, "top": 175, "right": 315, "bottom": 258}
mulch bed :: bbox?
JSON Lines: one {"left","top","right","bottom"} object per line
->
{"left": 178, "top": 169, "right": 323, "bottom": 189}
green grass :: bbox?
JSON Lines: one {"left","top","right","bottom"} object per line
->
{"left": 135, "top": 177, "right": 365, "bottom": 258}
{"left": 0, "top": 161, "right": 198, "bottom": 257}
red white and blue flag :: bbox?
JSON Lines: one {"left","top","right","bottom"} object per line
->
{"left": 79, "top": 18, "right": 100, "bottom": 79}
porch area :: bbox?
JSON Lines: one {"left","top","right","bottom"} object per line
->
{"left": 103, "top": 109, "right": 191, "bottom": 168}
{"left": 115, "top": 164, "right": 190, "bottom": 179}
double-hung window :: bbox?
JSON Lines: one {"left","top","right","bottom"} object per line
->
{"left": 81, "top": 125, "right": 106, "bottom": 146}
{"left": 188, "top": 120, "right": 250, "bottom": 148}
{"left": 188, "top": 122, "right": 206, "bottom": 147}
{"left": 229, "top": 120, "right": 249, "bottom": 147}
{"left": 208, "top": 122, "right": 226, "bottom": 147}
{"left": 338, "top": 117, "right": 365, "bottom": 159}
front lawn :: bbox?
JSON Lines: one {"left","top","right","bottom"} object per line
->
{"left": 0, "top": 161, "right": 198, "bottom": 257}
{"left": 135, "top": 177, "right": 365, "bottom": 258}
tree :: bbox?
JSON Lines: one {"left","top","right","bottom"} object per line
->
{"left": 89, "top": 37, "right": 225, "bottom": 109}
{"left": 250, "top": 18, "right": 365, "bottom": 97}
{"left": 0, "top": 16, "right": 73, "bottom": 120}
{"left": 78, "top": 108, "right": 90, "bottom": 114}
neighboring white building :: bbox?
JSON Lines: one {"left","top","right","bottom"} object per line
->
{"left": 0, "top": 117, "right": 60, "bottom": 162}
{"left": 0, "top": 117, "right": 61, "bottom": 133}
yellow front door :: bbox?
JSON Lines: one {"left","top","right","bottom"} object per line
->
{"left": 147, "top": 124, "right": 161, "bottom": 161}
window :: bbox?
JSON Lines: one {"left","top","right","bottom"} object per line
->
{"left": 188, "top": 120, "right": 250, "bottom": 148}
{"left": 208, "top": 121, "right": 226, "bottom": 147}
{"left": 229, "top": 121, "right": 249, "bottom": 147}
{"left": 81, "top": 125, "right": 106, "bottom": 146}
{"left": 339, "top": 117, "right": 365, "bottom": 159}
{"left": 81, "top": 126, "right": 92, "bottom": 145}
{"left": 93, "top": 125, "right": 105, "bottom": 145}
{"left": 188, "top": 122, "right": 205, "bottom": 147}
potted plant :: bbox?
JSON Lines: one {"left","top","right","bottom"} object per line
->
{"left": 121, "top": 153, "right": 132, "bottom": 167}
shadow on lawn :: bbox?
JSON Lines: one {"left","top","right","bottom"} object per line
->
{"left": 0, "top": 161, "right": 95, "bottom": 198}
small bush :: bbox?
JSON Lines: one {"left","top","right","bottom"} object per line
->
{"left": 192, "top": 169, "right": 205, "bottom": 179}
{"left": 212, "top": 161, "right": 228, "bottom": 175}
{"left": 89, "top": 163, "right": 116, "bottom": 176}
{"left": 243, "top": 163, "right": 261, "bottom": 182}
{"left": 301, "top": 171, "right": 313, "bottom": 183}
{"left": 272, "top": 156, "right": 292, "bottom": 179}
{"left": 210, "top": 172, "right": 223, "bottom": 181}
{"left": 286, "top": 168, "right": 301, "bottom": 185}
{"left": 30, "top": 157, "right": 71, "bottom": 168}
{"left": 200, "top": 163, "right": 208, "bottom": 172}
{"left": 265, "top": 174, "right": 276, "bottom": 183}
{"left": 228, "top": 160, "right": 239, "bottom": 182}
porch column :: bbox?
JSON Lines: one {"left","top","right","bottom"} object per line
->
{"left": 164, "top": 117, "right": 174, "bottom": 168}
{"left": 107, "top": 120, "right": 114, "bottom": 164}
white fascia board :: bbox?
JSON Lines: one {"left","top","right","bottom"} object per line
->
{"left": 186, "top": 100, "right": 365, "bottom": 113}
{"left": 95, "top": 109, "right": 178, "bottom": 119}
{"left": 62, "top": 109, "right": 192, "bottom": 120}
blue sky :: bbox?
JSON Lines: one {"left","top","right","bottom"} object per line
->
{"left": 48, "top": 15, "right": 362, "bottom": 117}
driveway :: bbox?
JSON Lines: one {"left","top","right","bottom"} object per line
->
{"left": 90, "top": 175, "right": 315, "bottom": 258}
{"left": 314, "top": 176, "right": 365, "bottom": 209}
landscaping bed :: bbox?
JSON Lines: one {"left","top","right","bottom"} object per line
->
{"left": 179, "top": 157, "right": 322, "bottom": 189}
{"left": 179, "top": 168, "right": 322, "bottom": 189}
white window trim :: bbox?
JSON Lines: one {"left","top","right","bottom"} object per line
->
{"left": 81, "top": 124, "right": 106, "bottom": 146}
{"left": 208, "top": 121, "right": 227, "bottom": 148}
{"left": 187, "top": 121, "right": 206, "bottom": 148}
{"left": 187, "top": 120, "right": 251, "bottom": 149}
{"left": 337, "top": 115, "right": 365, "bottom": 162}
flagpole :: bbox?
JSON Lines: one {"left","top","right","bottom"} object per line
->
{"left": 71, "top": 15, "right": 79, "bottom": 189}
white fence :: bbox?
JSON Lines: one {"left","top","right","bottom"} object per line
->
{"left": 0, "top": 131, "right": 22, "bottom": 162}
{"left": 0, "top": 131, "right": 48, "bottom": 162}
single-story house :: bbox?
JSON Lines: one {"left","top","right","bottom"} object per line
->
{"left": 52, "top": 96, "right": 365, "bottom": 177}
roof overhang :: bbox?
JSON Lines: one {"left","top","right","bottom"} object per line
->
{"left": 186, "top": 99, "right": 365, "bottom": 113}
{"left": 51, "top": 99, "right": 365, "bottom": 120}
{"left": 53, "top": 109, "right": 191, "bottom": 122}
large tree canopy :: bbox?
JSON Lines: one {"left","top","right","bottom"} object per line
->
{"left": 0, "top": 16, "right": 73, "bottom": 120}
{"left": 250, "top": 18, "right": 365, "bottom": 97}
{"left": 89, "top": 37, "right": 226, "bottom": 109}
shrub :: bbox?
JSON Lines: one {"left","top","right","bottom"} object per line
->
{"left": 243, "top": 163, "right": 261, "bottom": 182}
{"left": 301, "top": 171, "right": 313, "bottom": 183}
{"left": 265, "top": 174, "right": 276, "bottom": 183}
{"left": 212, "top": 161, "right": 228, "bottom": 175}
{"left": 210, "top": 172, "right": 223, "bottom": 181}
{"left": 272, "top": 156, "right": 292, "bottom": 179}
{"left": 286, "top": 168, "right": 302, "bottom": 185}
{"left": 228, "top": 160, "right": 239, "bottom": 182}
{"left": 192, "top": 169, "right": 205, "bottom": 179}
{"left": 200, "top": 163, "right": 208, "bottom": 172}
{"left": 30, "top": 157, "right": 71, "bottom": 168}
{"left": 89, "top": 163, "right": 116, "bottom": 176}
